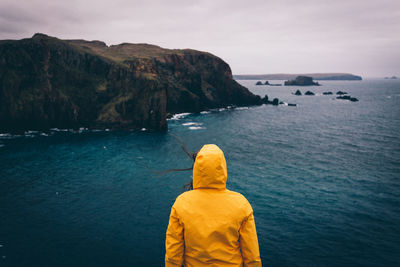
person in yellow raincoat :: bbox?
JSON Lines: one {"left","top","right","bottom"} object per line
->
{"left": 165, "top": 144, "right": 262, "bottom": 267}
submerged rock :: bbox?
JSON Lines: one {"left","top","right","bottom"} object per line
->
{"left": 323, "top": 92, "right": 333, "bottom": 95}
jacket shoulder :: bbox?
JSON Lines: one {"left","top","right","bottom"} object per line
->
{"left": 172, "top": 191, "right": 192, "bottom": 206}
{"left": 226, "top": 190, "right": 253, "bottom": 211}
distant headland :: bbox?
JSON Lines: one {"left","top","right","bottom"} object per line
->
{"left": 0, "top": 33, "right": 268, "bottom": 133}
{"left": 234, "top": 73, "right": 362, "bottom": 81}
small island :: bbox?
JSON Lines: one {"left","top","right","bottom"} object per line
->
{"left": 234, "top": 73, "right": 362, "bottom": 81}
{"left": 284, "top": 76, "right": 320, "bottom": 86}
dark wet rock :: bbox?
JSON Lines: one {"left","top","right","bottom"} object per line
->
{"left": 284, "top": 76, "right": 320, "bottom": 86}
{"left": 262, "top": 95, "right": 281, "bottom": 106}
{"left": 262, "top": 95, "right": 269, "bottom": 104}
{"left": 294, "top": 90, "right": 302, "bottom": 96}
{"left": 336, "top": 91, "right": 348, "bottom": 95}
{"left": 0, "top": 33, "right": 262, "bottom": 133}
{"left": 279, "top": 101, "right": 284, "bottom": 105}
{"left": 288, "top": 103, "right": 297, "bottom": 106}
{"left": 323, "top": 92, "right": 333, "bottom": 95}
{"left": 269, "top": 83, "right": 282, "bottom": 86}
{"left": 337, "top": 95, "right": 359, "bottom": 102}
{"left": 256, "top": 81, "right": 263, "bottom": 85}
{"left": 305, "top": 91, "right": 315, "bottom": 96}
{"left": 264, "top": 81, "right": 270, "bottom": 85}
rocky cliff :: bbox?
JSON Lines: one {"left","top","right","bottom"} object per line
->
{"left": 0, "top": 34, "right": 262, "bottom": 133}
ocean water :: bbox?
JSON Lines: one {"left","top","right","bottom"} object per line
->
{"left": 1, "top": 79, "right": 399, "bottom": 266}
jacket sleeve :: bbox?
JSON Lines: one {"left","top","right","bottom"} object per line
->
{"left": 239, "top": 204, "right": 262, "bottom": 267}
{"left": 165, "top": 205, "right": 184, "bottom": 267}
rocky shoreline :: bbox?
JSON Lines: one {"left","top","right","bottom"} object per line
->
{"left": 0, "top": 34, "right": 266, "bottom": 133}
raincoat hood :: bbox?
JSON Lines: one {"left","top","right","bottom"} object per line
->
{"left": 193, "top": 144, "right": 227, "bottom": 190}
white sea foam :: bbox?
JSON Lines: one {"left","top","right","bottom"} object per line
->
{"left": 168, "top": 112, "right": 191, "bottom": 120}
{"left": 25, "top": 130, "right": 39, "bottom": 134}
{"left": 235, "top": 107, "right": 249, "bottom": 110}
{"left": 0, "top": 133, "right": 22, "bottom": 139}
{"left": 50, "top": 128, "right": 68, "bottom": 132}
{"left": 182, "top": 122, "right": 202, "bottom": 126}
{"left": 141, "top": 128, "right": 147, "bottom": 131}
{"left": 200, "top": 111, "right": 210, "bottom": 114}
{"left": 189, "top": 126, "right": 204, "bottom": 130}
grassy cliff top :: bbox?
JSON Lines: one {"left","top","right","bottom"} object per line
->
{"left": 13, "top": 33, "right": 217, "bottom": 66}
{"left": 63, "top": 36, "right": 211, "bottom": 63}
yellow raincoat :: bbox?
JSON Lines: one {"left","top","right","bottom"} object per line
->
{"left": 165, "top": 144, "right": 261, "bottom": 267}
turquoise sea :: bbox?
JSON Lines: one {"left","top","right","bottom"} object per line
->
{"left": 1, "top": 79, "right": 399, "bottom": 266}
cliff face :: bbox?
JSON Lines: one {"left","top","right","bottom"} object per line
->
{"left": 0, "top": 34, "right": 261, "bottom": 133}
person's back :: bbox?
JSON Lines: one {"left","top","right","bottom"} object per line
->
{"left": 165, "top": 144, "right": 261, "bottom": 267}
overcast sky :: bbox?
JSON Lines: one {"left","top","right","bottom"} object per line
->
{"left": 0, "top": 0, "right": 399, "bottom": 77}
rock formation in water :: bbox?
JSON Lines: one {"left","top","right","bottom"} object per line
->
{"left": 337, "top": 95, "right": 359, "bottom": 102}
{"left": 0, "top": 34, "right": 262, "bottom": 133}
{"left": 284, "top": 76, "right": 320, "bottom": 86}
{"left": 336, "top": 91, "right": 348, "bottom": 95}
{"left": 234, "top": 73, "right": 362, "bottom": 80}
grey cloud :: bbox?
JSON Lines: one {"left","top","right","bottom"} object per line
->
{"left": 0, "top": 0, "right": 399, "bottom": 76}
